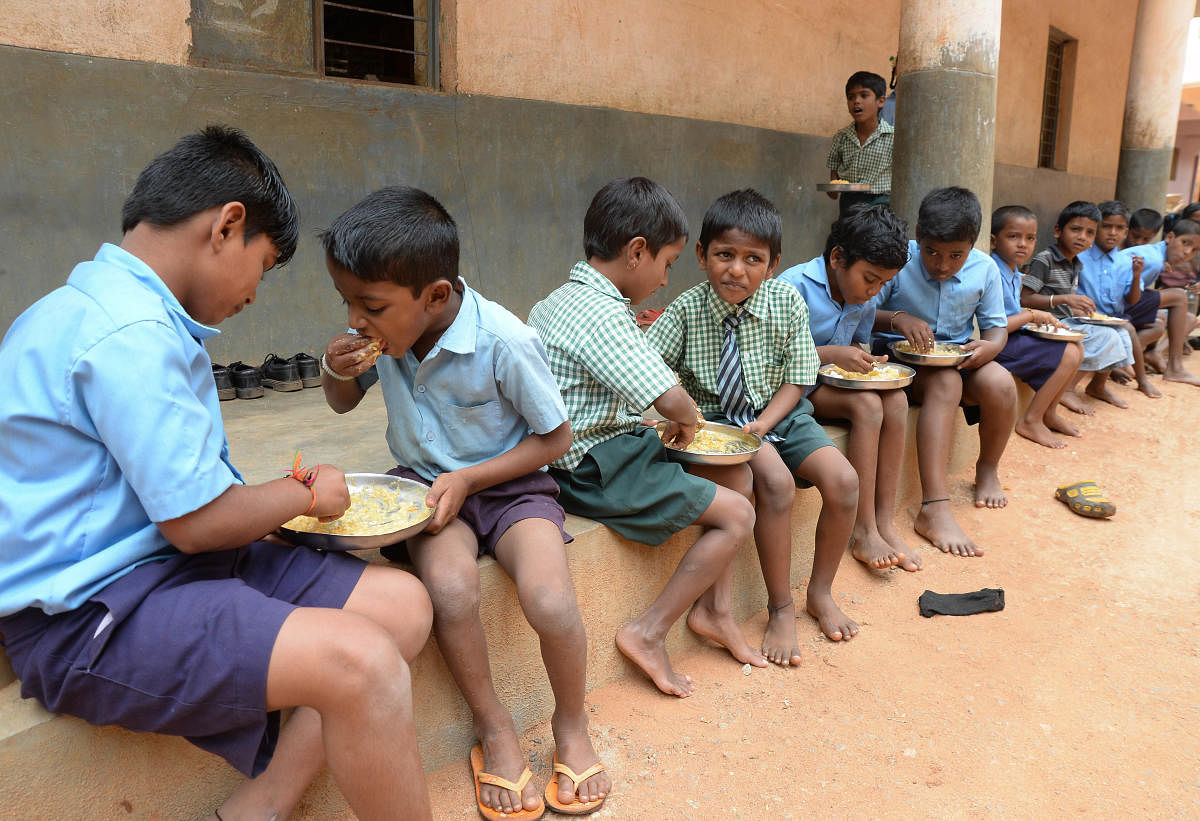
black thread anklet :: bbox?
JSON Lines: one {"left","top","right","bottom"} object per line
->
{"left": 920, "top": 497, "right": 950, "bottom": 505}
{"left": 767, "top": 598, "right": 794, "bottom": 614}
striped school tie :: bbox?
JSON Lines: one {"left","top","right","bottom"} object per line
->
{"left": 715, "top": 310, "right": 782, "bottom": 443}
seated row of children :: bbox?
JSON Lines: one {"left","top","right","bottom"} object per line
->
{"left": 4, "top": 126, "right": 1196, "bottom": 821}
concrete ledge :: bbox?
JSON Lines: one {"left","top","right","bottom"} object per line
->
{"left": 0, "top": 406, "right": 979, "bottom": 817}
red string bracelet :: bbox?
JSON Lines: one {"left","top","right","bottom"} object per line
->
{"left": 285, "top": 450, "right": 321, "bottom": 515}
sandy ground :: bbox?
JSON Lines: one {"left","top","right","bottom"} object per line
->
{"left": 407, "top": 375, "right": 1200, "bottom": 820}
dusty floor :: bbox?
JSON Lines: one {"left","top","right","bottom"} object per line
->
{"left": 253, "top": 373, "right": 1200, "bottom": 820}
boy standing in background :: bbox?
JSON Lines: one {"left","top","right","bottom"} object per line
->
{"left": 826, "top": 71, "right": 894, "bottom": 217}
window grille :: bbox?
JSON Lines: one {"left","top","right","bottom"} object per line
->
{"left": 1038, "top": 33, "right": 1068, "bottom": 169}
{"left": 319, "top": 0, "right": 438, "bottom": 88}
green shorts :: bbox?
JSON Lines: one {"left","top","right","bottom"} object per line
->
{"left": 548, "top": 426, "right": 716, "bottom": 546}
{"left": 706, "top": 398, "right": 835, "bottom": 488}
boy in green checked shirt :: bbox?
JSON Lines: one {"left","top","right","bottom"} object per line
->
{"left": 646, "top": 189, "right": 861, "bottom": 665}
{"left": 529, "top": 177, "right": 765, "bottom": 699}
{"left": 827, "top": 70, "right": 893, "bottom": 218}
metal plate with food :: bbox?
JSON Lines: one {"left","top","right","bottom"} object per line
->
{"left": 655, "top": 420, "right": 762, "bottom": 466}
{"left": 818, "top": 362, "right": 915, "bottom": 390}
{"left": 1022, "top": 323, "right": 1086, "bottom": 341}
{"left": 278, "top": 473, "right": 432, "bottom": 551}
{"left": 1075, "top": 312, "right": 1126, "bottom": 326}
{"left": 887, "top": 339, "right": 974, "bottom": 367}
{"left": 816, "top": 180, "right": 872, "bottom": 192}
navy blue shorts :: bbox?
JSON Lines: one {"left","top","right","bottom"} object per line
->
{"left": 0, "top": 543, "right": 366, "bottom": 777}
{"left": 993, "top": 330, "right": 1067, "bottom": 390}
{"left": 1120, "top": 288, "right": 1161, "bottom": 328}
{"left": 386, "top": 466, "right": 571, "bottom": 556}
{"left": 871, "top": 338, "right": 982, "bottom": 425}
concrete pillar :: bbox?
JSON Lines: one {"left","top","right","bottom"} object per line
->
{"left": 891, "top": 0, "right": 1002, "bottom": 245}
{"left": 1115, "top": 0, "right": 1194, "bottom": 211}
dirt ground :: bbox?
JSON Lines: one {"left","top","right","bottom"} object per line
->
{"left": 402, "top": 373, "right": 1200, "bottom": 821}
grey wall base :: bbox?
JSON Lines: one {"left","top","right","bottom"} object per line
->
{"left": 1115, "top": 146, "right": 1173, "bottom": 213}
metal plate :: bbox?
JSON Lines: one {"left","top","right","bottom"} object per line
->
{"left": 1075, "top": 314, "right": 1126, "bottom": 326}
{"left": 818, "top": 362, "right": 915, "bottom": 390}
{"left": 816, "top": 181, "right": 871, "bottom": 192}
{"left": 1022, "top": 324, "right": 1086, "bottom": 342}
{"left": 277, "top": 473, "right": 432, "bottom": 551}
{"left": 887, "top": 339, "right": 974, "bottom": 367}
{"left": 655, "top": 420, "right": 761, "bottom": 465}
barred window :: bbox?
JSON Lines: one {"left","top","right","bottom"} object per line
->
{"left": 1038, "top": 29, "right": 1076, "bottom": 170}
{"left": 318, "top": 0, "right": 438, "bottom": 88}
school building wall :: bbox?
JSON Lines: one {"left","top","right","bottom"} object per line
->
{"left": 0, "top": 1, "right": 1147, "bottom": 362}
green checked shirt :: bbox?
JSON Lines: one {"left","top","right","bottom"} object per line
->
{"left": 644, "top": 279, "right": 819, "bottom": 416}
{"left": 528, "top": 261, "right": 678, "bottom": 471}
{"left": 826, "top": 119, "right": 894, "bottom": 195}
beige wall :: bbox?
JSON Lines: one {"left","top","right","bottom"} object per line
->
{"left": 448, "top": 0, "right": 900, "bottom": 137}
{"left": 0, "top": 0, "right": 190, "bottom": 64}
{"left": 995, "top": 0, "right": 1136, "bottom": 179}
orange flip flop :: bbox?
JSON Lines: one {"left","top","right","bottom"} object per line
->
{"left": 470, "top": 744, "right": 544, "bottom": 821}
{"left": 544, "top": 754, "right": 607, "bottom": 816}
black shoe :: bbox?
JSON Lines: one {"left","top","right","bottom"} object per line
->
{"left": 228, "top": 361, "right": 265, "bottom": 399}
{"left": 261, "top": 353, "right": 302, "bottom": 392}
{"left": 212, "top": 363, "right": 236, "bottom": 401}
{"left": 291, "top": 352, "right": 321, "bottom": 388}
{"left": 1189, "top": 336, "right": 1200, "bottom": 350}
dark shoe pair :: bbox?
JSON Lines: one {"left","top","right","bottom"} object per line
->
{"left": 211, "top": 364, "right": 236, "bottom": 401}
{"left": 261, "top": 354, "right": 303, "bottom": 392}
{"left": 291, "top": 353, "right": 321, "bottom": 388}
{"left": 227, "top": 361, "right": 265, "bottom": 399}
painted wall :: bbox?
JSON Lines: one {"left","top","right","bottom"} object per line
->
{"left": 0, "top": 0, "right": 190, "bottom": 64}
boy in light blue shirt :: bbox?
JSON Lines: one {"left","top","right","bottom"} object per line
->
{"left": 870, "top": 187, "right": 1017, "bottom": 559}
{"left": 777, "top": 203, "right": 921, "bottom": 573}
{"left": 0, "top": 128, "right": 434, "bottom": 820}
{"left": 319, "top": 186, "right": 610, "bottom": 817}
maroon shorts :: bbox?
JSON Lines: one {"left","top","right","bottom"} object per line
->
{"left": 386, "top": 466, "right": 571, "bottom": 556}
{"left": 1121, "top": 288, "right": 1161, "bottom": 328}
{"left": 994, "top": 330, "right": 1067, "bottom": 390}
{"left": 0, "top": 543, "right": 366, "bottom": 777}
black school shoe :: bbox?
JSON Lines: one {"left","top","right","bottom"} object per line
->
{"left": 211, "top": 364, "right": 236, "bottom": 401}
{"left": 291, "top": 352, "right": 321, "bottom": 388}
{"left": 228, "top": 361, "right": 265, "bottom": 399}
{"left": 261, "top": 353, "right": 303, "bottom": 392}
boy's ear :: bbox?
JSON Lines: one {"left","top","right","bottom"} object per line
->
{"left": 765, "top": 254, "right": 781, "bottom": 277}
{"left": 695, "top": 240, "right": 707, "bottom": 268}
{"left": 829, "top": 245, "right": 844, "bottom": 271}
{"left": 989, "top": 234, "right": 998, "bottom": 251}
{"left": 624, "top": 236, "right": 648, "bottom": 268}
{"left": 210, "top": 202, "right": 247, "bottom": 251}
{"left": 422, "top": 279, "right": 455, "bottom": 310}
{"left": 874, "top": 94, "right": 886, "bottom": 114}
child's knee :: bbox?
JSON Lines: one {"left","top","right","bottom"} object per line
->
{"left": 1064, "top": 341, "right": 1084, "bottom": 367}
{"left": 820, "top": 458, "right": 859, "bottom": 510}
{"left": 847, "top": 394, "right": 885, "bottom": 429}
{"left": 754, "top": 464, "right": 796, "bottom": 513}
{"left": 424, "top": 567, "right": 481, "bottom": 622}
{"left": 520, "top": 581, "right": 585, "bottom": 638}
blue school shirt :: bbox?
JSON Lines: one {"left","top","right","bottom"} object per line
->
{"left": 358, "top": 280, "right": 568, "bottom": 482}
{"left": 990, "top": 253, "right": 1024, "bottom": 317}
{"left": 874, "top": 240, "right": 1007, "bottom": 345}
{"left": 0, "top": 244, "right": 240, "bottom": 617}
{"left": 1121, "top": 241, "right": 1167, "bottom": 288}
{"left": 1078, "top": 245, "right": 1134, "bottom": 315}
{"left": 776, "top": 255, "right": 876, "bottom": 395}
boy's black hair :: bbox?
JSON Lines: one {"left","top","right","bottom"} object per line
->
{"left": 121, "top": 125, "right": 299, "bottom": 266}
{"left": 698, "top": 188, "right": 782, "bottom": 261}
{"left": 915, "top": 186, "right": 981, "bottom": 244}
{"left": 1129, "top": 207, "right": 1164, "bottom": 233}
{"left": 823, "top": 203, "right": 908, "bottom": 270}
{"left": 320, "top": 186, "right": 458, "bottom": 296}
{"left": 584, "top": 177, "right": 689, "bottom": 261}
{"left": 1055, "top": 200, "right": 1102, "bottom": 230}
{"left": 845, "top": 71, "right": 886, "bottom": 99}
{"left": 1097, "top": 200, "right": 1130, "bottom": 221}
{"left": 990, "top": 205, "right": 1037, "bottom": 235}
{"left": 1162, "top": 204, "right": 1200, "bottom": 236}
{"left": 1166, "top": 217, "right": 1200, "bottom": 237}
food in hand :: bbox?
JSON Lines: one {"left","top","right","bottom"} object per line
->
{"left": 357, "top": 337, "right": 384, "bottom": 366}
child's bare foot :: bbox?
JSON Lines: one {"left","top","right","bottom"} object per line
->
{"left": 686, "top": 603, "right": 768, "bottom": 667}
{"left": 1059, "top": 391, "right": 1095, "bottom": 415}
{"left": 974, "top": 465, "right": 1007, "bottom": 508}
{"left": 850, "top": 530, "right": 905, "bottom": 569}
{"left": 1137, "top": 376, "right": 1163, "bottom": 398}
{"left": 1145, "top": 350, "right": 1166, "bottom": 373}
{"left": 1044, "top": 411, "right": 1080, "bottom": 438}
{"left": 760, "top": 599, "right": 802, "bottom": 666}
{"left": 805, "top": 589, "right": 859, "bottom": 641}
{"left": 475, "top": 724, "right": 543, "bottom": 816}
{"left": 551, "top": 715, "right": 611, "bottom": 807}
{"left": 878, "top": 522, "right": 922, "bottom": 571}
{"left": 1163, "top": 365, "right": 1200, "bottom": 385}
{"left": 915, "top": 499, "right": 984, "bottom": 557}
{"left": 616, "top": 623, "right": 694, "bottom": 698}
{"left": 1109, "top": 368, "right": 1132, "bottom": 385}
{"left": 1085, "top": 381, "right": 1128, "bottom": 408}
{"left": 1015, "top": 418, "right": 1066, "bottom": 449}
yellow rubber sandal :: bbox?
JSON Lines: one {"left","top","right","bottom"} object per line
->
{"left": 1054, "top": 481, "right": 1116, "bottom": 519}
{"left": 470, "top": 744, "right": 544, "bottom": 821}
{"left": 544, "top": 754, "right": 607, "bottom": 815}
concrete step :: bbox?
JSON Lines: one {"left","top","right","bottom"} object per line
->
{"left": 0, "top": 387, "right": 979, "bottom": 818}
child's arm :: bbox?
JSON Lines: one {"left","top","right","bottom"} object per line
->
{"left": 1126, "top": 255, "right": 1144, "bottom": 306}
{"left": 959, "top": 326, "right": 1005, "bottom": 370}
{"left": 1005, "top": 308, "right": 1062, "bottom": 333}
{"left": 1020, "top": 285, "right": 1094, "bottom": 316}
{"left": 818, "top": 343, "right": 885, "bottom": 373}
{"left": 321, "top": 333, "right": 377, "bottom": 413}
{"left": 653, "top": 384, "right": 701, "bottom": 449}
{"left": 157, "top": 468, "right": 352, "bottom": 553}
{"left": 745, "top": 384, "right": 803, "bottom": 437}
{"left": 878, "top": 309, "right": 937, "bottom": 352}
{"left": 422, "top": 421, "right": 572, "bottom": 534}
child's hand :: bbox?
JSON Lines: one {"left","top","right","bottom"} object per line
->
{"left": 324, "top": 333, "right": 383, "bottom": 380}
{"left": 423, "top": 471, "right": 470, "bottom": 534}
{"left": 659, "top": 420, "right": 697, "bottom": 450}
{"left": 1062, "top": 294, "right": 1095, "bottom": 315}
{"left": 743, "top": 419, "right": 772, "bottom": 438}
{"left": 310, "top": 465, "right": 352, "bottom": 521}
{"left": 829, "top": 346, "right": 881, "bottom": 373}
{"left": 1027, "top": 309, "right": 1062, "bottom": 328}
{"left": 1131, "top": 255, "right": 1144, "bottom": 278}
{"left": 895, "top": 314, "right": 935, "bottom": 352}
{"left": 957, "top": 339, "right": 993, "bottom": 370}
